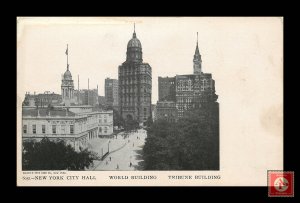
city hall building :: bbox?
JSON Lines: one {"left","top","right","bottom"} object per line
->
{"left": 22, "top": 49, "right": 113, "bottom": 151}
{"left": 22, "top": 106, "right": 113, "bottom": 152}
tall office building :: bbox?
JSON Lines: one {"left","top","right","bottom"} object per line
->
{"left": 105, "top": 78, "right": 119, "bottom": 109}
{"left": 118, "top": 25, "right": 152, "bottom": 125}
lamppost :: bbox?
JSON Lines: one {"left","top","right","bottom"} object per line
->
{"left": 108, "top": 140, "right": 111, "bottom": 153}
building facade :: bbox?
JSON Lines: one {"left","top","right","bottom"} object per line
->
{"left": 158, "top": 76, "right": 176, "bottom": 102}
{"left": 22, "top": 92, "right": 62, "bottom": 107}
{"left": 74, "top": 89, "right": 98, "bottom": 106}
{"left": 156, "top": 101, "right": 177, "bottom": 122}
{"left": 156, "top": 33, "right": 218, "bottom": 119}
{"left": 22, "top": 106, "right": 113, "bottom": 152}
{"left": 105, "top": 78, "right": 119, "bottom": 109}
{"left": 175, "top": 73, "right": 217, "bottom": 118}
{"left": 98, "top": 96, "right": 106, "bottom": 106}
{"left": 118, "top": 26, "right": 152, "bottom": 125}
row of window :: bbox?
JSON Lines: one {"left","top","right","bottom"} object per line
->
{"left": 99, "top": 127, "right": 108, "bottom": 134}
{"left": 122, "top": 97, "right": 150, "bottom": 102}
{"left": 23, "top": 124, "right": 74, "bottom": 135}
{"left": 120, "top": 80, "right": 150, "bottom": 85}
{"left": 121, "top": 87, "right": 150, "bottom": 93}
{"left": 99, "top": 119, "right": 107, "bottom": 123}
{"left": 177, "top": 105, "right": 192, "bottom": 111}
{"left": 177, "top": 97, "right": 193, "bottom": 103}
{"left": 160, "top": 81, "right": 175, "bottom": 85}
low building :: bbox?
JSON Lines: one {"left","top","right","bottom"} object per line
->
{"left": 22, "top": 106, "right": 113, "bottom": 151}
{"left": 156, "top": 101, "right": 177, "bottom": 123}
{"left": 22, "top": 92, "right": 62, "bottom": 107}
{"left": 105, "top": 78, "right": 119, "bottom": 109}
{"left": 98, "top": 96, "right": 106, "bottom": 106}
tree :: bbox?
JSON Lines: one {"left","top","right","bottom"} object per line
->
{"left": 22, "top": 138, "right": 97, "bottom": 170}
{"left": 124, "top": 118, "right": 139, "bottom": 132}
{"left": 143, "top": 105, "right": 219, "bottom": 170}
{"left": 145, "top": 116, "right": 153, "bottom": 128}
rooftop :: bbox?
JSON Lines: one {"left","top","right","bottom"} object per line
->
{"left": 22, "top": 108, "right": 76, "bottom": 117}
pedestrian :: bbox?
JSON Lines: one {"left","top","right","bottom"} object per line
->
{"left": 130, "top": 162, "right": 132, "bottom": 167}
{"left": 116, "top": 164, "right": 119, "bottom": 170}
{"left": 106, "top": 160, "right": 108, "bottom": 165}
{"left": 110, "top": 157, "right": 111, "bottom": 161}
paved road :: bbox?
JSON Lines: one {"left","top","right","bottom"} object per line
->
{"left": 92, "top": 129, "right": 147, "bottom": 171}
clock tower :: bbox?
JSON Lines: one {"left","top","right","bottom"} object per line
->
{"left": 61, "top": 44, "right": 74, "bottom": 106}
{"left": 193, "top": 32, "right": 202, "bottom": 74}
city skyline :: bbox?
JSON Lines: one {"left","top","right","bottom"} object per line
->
{"left": 18, "top": 17, "right": 229, "bottom": 104}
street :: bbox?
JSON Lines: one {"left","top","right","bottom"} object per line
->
{"left": 87, "top": 129, "right": 147, "bottom": 171}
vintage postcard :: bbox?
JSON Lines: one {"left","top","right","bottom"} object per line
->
{"left": 17, "top": 17, "right": 283, "bottom": 186}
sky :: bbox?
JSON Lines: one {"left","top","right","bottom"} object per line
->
{"left": 17, "top": 17, "right": 246, "bottom": 103}
{"left": 17, "top": 17, "right": 282, "bottom": 104}
{"left": 17, "top": 17, "right": 283, "bottom": 185}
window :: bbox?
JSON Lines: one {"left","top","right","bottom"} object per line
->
{"left": 23, "top": 125, "right": 27, "bottom": 134}
{"left": 104, "top": 127, "right": 107, "bottom": 133}
{"left": 52, "top": 125, "right": 56, "bottom": 134}
{"left": 99, "top": 127, "right": 102, "bottom": 133}
{"left": 32, "top": 125, "right": 36, "bottom": 134}
{"left": 104, "top": 119, "right": 107, "bottom": 123}
{"left": 42, "top": 125, "right": 46, "bottom": 134}
{"left": 99, "top": 119, "right": 102, "bottom": 123}
{"left": 70, "top": 125, "right": 74, "bottom": 134}
{"left": 61, "top": 125, "right": 66, "bottom": 134}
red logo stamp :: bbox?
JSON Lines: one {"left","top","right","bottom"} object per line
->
{"left": 268, "top": 171, "right": 294, "bottom": 197}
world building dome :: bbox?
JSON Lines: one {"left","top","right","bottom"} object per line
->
{"left": 127, "top": 32, "right": 142, "bottom": 48}
{"left": 126, "top": 24, "right": 143, "bottom": 63}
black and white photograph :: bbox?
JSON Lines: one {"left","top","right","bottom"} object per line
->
{"left": 17, "top": 17, "right": 283, "bottom": 186}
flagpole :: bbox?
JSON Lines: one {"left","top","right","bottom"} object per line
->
{"left": 67, "top": 44, "right": 69, "bottom": 69}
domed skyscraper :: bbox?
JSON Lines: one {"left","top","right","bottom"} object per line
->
{"left": 61, "top": 44, "right": 74, "bottom": 106}
{"left": 118, "top": 24, "right": 152, "bottom": 125}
